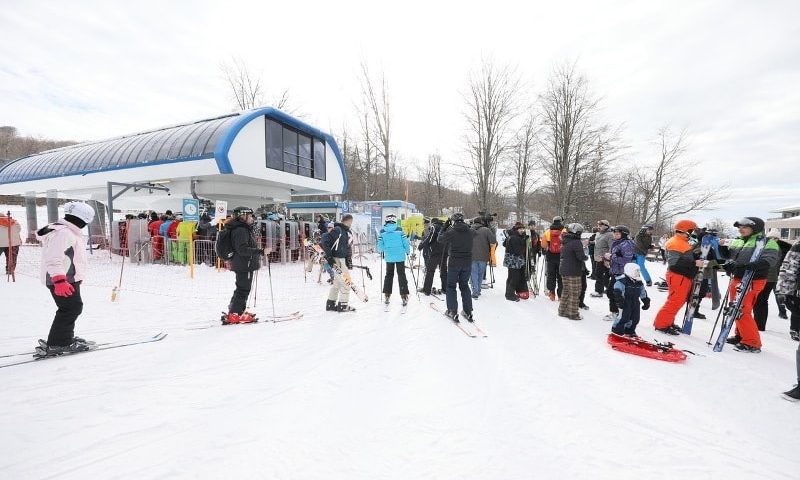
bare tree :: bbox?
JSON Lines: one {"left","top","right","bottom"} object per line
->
{"left": 359, "top": 62, "right": 392, "bottom": 197}
{"left": 538, "top": 62, "right": 602, "bottom": 220}
{"left": 463, "top": 58, "right": 521, "bottom": 213}
{"left": 508, "top": 113, "right": 540, "bottom": 221}
{"left": 221, "top": 57, "right": 291, "bottom": 111}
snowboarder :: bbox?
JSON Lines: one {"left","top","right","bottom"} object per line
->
{"left": 652, "top": 219, "right": 703, "bottom": 335}
{"left": 611, "top": 263, "right": 650, "bottom": 336}
{"left": 437, "top": 213, "right": 475, "bottom": 321}
{"left": 777, "top": 238, "right": 800, "bottom": 341}
{"left": 591, "top": 220, "right": 613, "bottom": 297}
{"left": 558, "top": 223, "right": 588, "bottom": 320}
{"left": 541, "top": 216, "right": 566, "bottom": 301}
{"left": 604, "top": 225, "right": 636, "bottom": 323}
{"left": 419, "top": 217, "right": 446, "bottom": 295}
{"left": 322, "top": 214, "right": 356, "bottom": 312}
{"left": 471, "top": 216, "right": 497, "bottom": 299}
{"left": 377, "top": 214, "right": 411, "bottom": 307}
{"left": 634, "top": 225, "right": 655, "bottom": 286}
{"left": 35, "top": 201, "right": 96, "bottom": 356}
{"left": 0, "top": 211, "right": 22, "bottom": 275}
{"left": 503, "top": 222, "right": 528, "bottom": 302}
{"left": 719, "top": 217, "right": 780, "bottom": 352}
{"left": 222, "top": 207, "right": 263, "bottom": 324}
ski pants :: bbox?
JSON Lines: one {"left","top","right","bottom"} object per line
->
{"left": 635, "top": 254, "right": 652, "bottom": 284}
{"left": 654, "top": 271, "right": 692, "bottom": 329}
{"left": 732, "top": 278, "right": 766, "bottom": 349}
{"left": 607, "top": 275, "right": 620, "bottom": 313}
{"left": 0, "top": 246, "right": 19, "bottom": 274}
{"left": 545, "top": 253, "right": 562, "bottom": 297}
{"left": 422, "top": 254, "right": 445, "bottom": 294}
{"left": 559, "top": 276, "right": 582, "bottom": 317}
{"left": 505, "top": 267, "right": 527, "bottom": 300}
{"left": 47, "top": 281, "right": 83, "bottom": 347}
{"left": 471, "top": 260, "right": 488, "bottom": 296}
{"left": 594, "top": 261, "right": 609, "bottom": 295}
{"left": 383, "top": 261, "right": 409, "bottom": 296}
{"left": 229, "top": 270, "right": 255, "bottom": 314}
{"left": 327, "top": 257, "right": 351, "bottom": 304}
{"left": 446, "top": 263, "right": 472, "bottom": 313}
{"left": 754, "top": 281, "right": 777, "bottom": 331}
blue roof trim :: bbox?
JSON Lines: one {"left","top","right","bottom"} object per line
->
{"left": 0, "top": 154, "right": 215, "bottom": 186}
{"left": 286, "top": 201, "right": 340, "bottom": 209}
{"left": 366, "top": 200, "right": 415, "bottom": 208}
{"left": 215, "top": 107, "right": 347, "bottom": 194}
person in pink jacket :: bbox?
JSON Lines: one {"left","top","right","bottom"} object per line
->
{"left": 34, "top": 201, "right": 95, "bottom": 357}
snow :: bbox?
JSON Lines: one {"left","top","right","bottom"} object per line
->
{"left": 1, "top": 241, "right": 800, "bottom": 479}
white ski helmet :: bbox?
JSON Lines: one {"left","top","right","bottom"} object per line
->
{"left": 63, "top": 201, "right": 95, "bottom": 224}
{"left": 567, "top": 223, "right": 584, "bottom": 234}
{"left": 624, "top": 262, "right": 641, "bottom": 280}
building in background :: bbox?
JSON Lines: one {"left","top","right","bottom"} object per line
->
{"left": 766, "top": 204, "right": 800, "bottom": 241}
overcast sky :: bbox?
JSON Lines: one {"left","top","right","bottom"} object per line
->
{"left": 1, "top": 0, "right": 798, "bottom": 225}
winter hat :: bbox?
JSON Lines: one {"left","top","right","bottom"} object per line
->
{"left": 567, "top": 223, "right": 584, "bottom": 234}
{"left": 385, "top": 214, "right": 397, "bottom": 223}
{"left": 767, "top": 228, "right": 781, "bottom": 239}
{"left": 597, "top": 219, "right": 610, "bottom": 228}
{"left": 63, "top": 201, "right": 95, "bottom": 227}
{"left": 734, "top": 217, "right": 765, "bottom": 233}
{"left": 624, "top": 262, "right": 641, "bottom": 281}
{"left": 612, "top": 225, "right": 630, "bottom": 237}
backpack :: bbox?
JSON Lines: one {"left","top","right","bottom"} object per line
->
{"left": 548, "top": 229, "right": 562, "bottom": 254}
{"left": 215, "top": 227, "right": 236, "bottom": 260}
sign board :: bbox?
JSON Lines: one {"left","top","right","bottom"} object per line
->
{"left": 214, "top": 200, "right": 228, "bottom": 219}
{"left": 370, "top": 204, "right": 383, "bottom": 240}
{"left": 341, "top": 201, "right": 350, "bottom": 213}
{"left": 182, "top": 198, "right": 199, "bottom": 222}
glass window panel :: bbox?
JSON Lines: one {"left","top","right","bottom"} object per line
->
{"left": 313, "top": 139, "right": 326, "bottom": 180}
{"left": 283, "top": 129, "right": 297, "bottom": 155}
{"left": 298, "top": 167, "right": 312, "bottom": 178}
{"left": 266, "top": 120, "right": 283, "bottom": 170}
{"left": 283, "top": 153, "right": 298, "bottom": 174}
{"left": 298, "top": 134, "right": 312, "bottom": 159}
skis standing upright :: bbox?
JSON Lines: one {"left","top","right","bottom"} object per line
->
{"left": 713, "top": 236, "right": 768, "bottom": 352}
{"left": 681, "top": 235, "right": 713, "bottom": 334}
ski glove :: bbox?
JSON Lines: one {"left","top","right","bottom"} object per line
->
{"left": 326, "top": 256, "right": 335, "bottom": 267}
{"left": 345, "top": 255, "right": 353, "bottom": 269}
{"left": 784, "top": 295, "right": 799, "bottom": 312}
{"left": 722, "top": 261, "right": 735, "bottom": 275}
{"left": 51, "top": 275, "right": 74, "bottom": 297}
{"left": 641, "top": 297, "right": 651, "bottom": 310}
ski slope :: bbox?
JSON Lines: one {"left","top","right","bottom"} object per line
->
{"left": 1, "top": 250, "right": 799, "bottom": 480}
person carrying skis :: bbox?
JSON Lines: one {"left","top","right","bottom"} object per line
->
{"left": 419, "top": 217, "right": 446, "bottom": 295}
{"left": 719, "top": 217, "right": 780, "bottom": 352}
{"left": 322, "top": 214, "right": 356, "bottom": 312}
{"left": 604, "top": 225, "right": 636, "bottom": 323}
{"left": 34, "top": 202, "right": 96, "bottom": 356}
{"left": 221, "top": 207, "right": 263, "bottom": 324}
{"left": 591, "top": 220, "right": 613, "bottom": 298}
{"left": 470, "top": 216, "right": 497, "bottom": 299}
{"left": 541, "top": 216, "right": 566, "bottom": 301}
{"left": 634, "top": 225, "right": 655, "bottom": 286}
{"left": 503, "top": 222, "right": 529, "bottom": 302}
{"left": 652, "top": 219, "right": 703, "bottom": 335}
{"left": 0, "top": 211, "right": 22, "bottom": 275}
{"left": 377, "top": 214, "right": 411, "bottom": 308}
{"left": 611, "top": 263, "right": 650, "bottom": 337}
{"left": 558, "top": 223, "right": 588, "bottom": 320}
{"left": 437, "top": 213, "right": 476, "bottom": 321}
{"left": 777, "top": 238, "right": 800, "bottom": 342}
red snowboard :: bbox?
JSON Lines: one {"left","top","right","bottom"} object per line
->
{"left": 607, "top": 334, "right": 687, "bottom": 363}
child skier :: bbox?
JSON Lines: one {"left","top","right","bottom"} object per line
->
{"left": 34, "top": 201, "right": 96, "bottom": 356}
{"left": 653, "top": 219, "right": 703, "bottom": 335}
{"left": 603, "top": 225, "right": 636, "bottom": 322}
{"left": 377, "top": 214, "right": 411, "bottom": 309}
{"left": 611, "top": 263, "right": 651, "bottom": 337}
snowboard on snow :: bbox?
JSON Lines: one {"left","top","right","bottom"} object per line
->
{"left": 607, "top": 333, "right": 687, "bottom": 363}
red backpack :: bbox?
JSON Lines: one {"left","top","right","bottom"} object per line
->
{"left": 548, "top": 229, "right": 562, "bottom": 254}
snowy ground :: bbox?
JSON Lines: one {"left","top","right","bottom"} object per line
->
{"left": 1, "top": 243, "right": 800, "bottom": 480}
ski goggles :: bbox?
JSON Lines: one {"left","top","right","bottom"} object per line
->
{"left": 385, "top": 214, "right": 397, "bottom": 222}
{"left": 733, "top": 218, "right": 756, "bottom": 228}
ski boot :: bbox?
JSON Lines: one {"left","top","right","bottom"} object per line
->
{"left": 337, "top": 302, "right": 356, "bottom": 313}
{"left": 326, "top": 300, "right": 337, "bottom": 312}
{"left": 790, "top": 330, "right": 800, "bottom": 341}
{"left": 655, "top": 324, "right": 681, "bottom": 336}
{"left": 73, "top": 336, "right": 96, "bottom": 347}
{"left": 34, "top": 339, "right": 91, "bottom": 358}
{"left": 726, "top": 334, "right": 742, "bottom": 345}
{"left": 733, "top": 343, "right": 761, "bottom": 353}
{"left": 461, "top": 310, "right": 474, "bottom": 323}
{"left": 546, "top": 291, "right": 556, "bottom": 301}
{"left": 603, "top": 312, "right": 619, "bottom": 322}
{"left": 239, "top": 312, "right": 257, "bottom": 324}
{"left": 418, "top": 288, "right": 430, "bottom": 296}
{"left": 221, "top": 312, "right": 241, "bottom": 325}
{"left": 401, "top": 295, "right": 409, "bottom": 314}
{"left": 384, "top": 295, "right": 391, "bottom": 312}
{"left": 579, "top": 303, "right": 590, "bottom": 310}
{"left": 694, "top": 311, "right": 707, "bottom": 320}
{"left": 778, "top": 310, "right": 788, "bottom": 320}
{"left": 445, "top": 309, "right": 459, "bottom": 322}
{"left": 590, "top": 292, "right": 603, "bottom": 298}
{"left": 782, "top": 385, "right": 800, "bottom": 402}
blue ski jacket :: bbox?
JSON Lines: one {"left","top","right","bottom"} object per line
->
{"left": 377, "top": 222, "right": 410, "bottom": 263}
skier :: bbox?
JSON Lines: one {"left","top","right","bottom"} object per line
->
{"left": 418, "top": 217, "right": 446, "bottom": 295}
{"left": 558, "top": 223, "right": 588, "bottom": 320}
{"left": 437, "top": 213, "right": 475, "bottom": 321}
{"left": 604, "top": 225, "right": 636, "bottom": 323}
{"left": 470, "top": 216, "right": 497, "bottom": 299}
{"left": 777, "top": 238, "right": 800, "bottom": 341}
{"left": 611, "top": 263, "right": 650, "bottom": 337}
{"left": 503, "top": 222, "right": 529, "bottom": 302}
{"left": 377, "top": 214, "right": 411, "bottom": 308}
{"left": 652, "top": 219, "right": 703, "bottom": 335}
{"left": 527, "top": 220, "right": 542, "bottom": 289}
{"left": 322, "top": 214, "right": 356, "bottom": 312}
{"left": 591, "top": 220, "right": 613, "bottom": 298}
{"left": 753, "top": 229, "right": 791, "bottom": 331}
{"left": 34, "top": 201, "right": 96, "bottom": 356}
{"left": 634, "top": 225, "right": 655, "bottom": 286}
{"left": 541, "top": 216, "right": 566, "bottom": 301}
{"left": 719, "top": 217, "right": 780, "bottom": 352}
{"left": 221, "top": 207, "right": 263, "bottom": 324}
{"left": 0, "top": 211, "right": 22, "bottom": 275}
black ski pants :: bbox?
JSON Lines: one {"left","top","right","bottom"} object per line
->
{"left": 229, "top": 270, "right": 255, "bottom": 314}
{"left": 47, "top": 281, "right": 83, "bottom": 347}
{"left": 422, "top": 254, "right": 445, "bottom": 294}
{"left": 594, "top": 261, "right": 609, "bottom": 295}
{"left": 545, "top": 253, "right": 562, "bottom": 296}
{"left": 383, "top": 261, "right": 409, "bottom": 296}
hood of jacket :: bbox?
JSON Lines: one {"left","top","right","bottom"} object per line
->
{"left": 383, "top": 222, "right": 398, "bottom": 233}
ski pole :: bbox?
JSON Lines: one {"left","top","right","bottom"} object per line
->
{"left": 707, "top": 277, "right": 731, "bottom": 345}
{"left": 253, "top": 264, "right": 259, "bottom": 308}
{"left": 266, "top": 249, "right": 276, "bottom": 318}
{"left": 408, "top": 254, "right": 420, "bottom": 301}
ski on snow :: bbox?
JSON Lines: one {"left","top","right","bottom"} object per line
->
{"left": 0, "top": 333, "right": 168, "bottom": 369}
{"left": 429, "top": 302, "right": 486, "bottom": 338}
{"left": 186, "top": 311, "right": 304, "bottom": 330}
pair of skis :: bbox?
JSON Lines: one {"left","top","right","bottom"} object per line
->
{"left": 680, "top": 235, "right": 714, "bottom": 334}
{"left": 429, "top": 302, "right": 487, "bottom": 338}
{"left": 330, "top": 261, "right": 369, "bottom": 303}
{"left": 186, "top": 311, "right": 304, "bottom": 330}
{"left": 0, "top": 332, "right": 168, "bottom": 369}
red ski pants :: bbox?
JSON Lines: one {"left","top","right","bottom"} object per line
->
{"left": 732, "top": 278, "right": 766, "bottom": 348}
{"left": 654, "top": 271, "right": 692, "bottom": 329}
